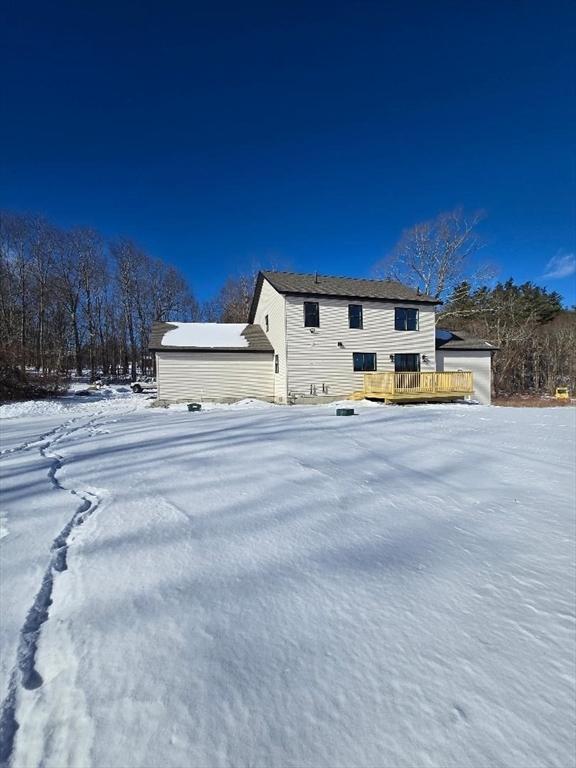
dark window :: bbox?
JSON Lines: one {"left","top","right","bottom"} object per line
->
{"left": 395, "top": 307, "right": 419, "bottom": 331}
{"left": 274, "top": 354, "right": 279, "bottom": 373}
{"left": 353, "top": 352, "right": 377, "bottom": 372}
{"left": 348, "top": 304, "right": 363, "bottom": 329}
{"left": 394, "top": 354, "right": 420, "bottom": 372}
{"left": 265, "top": 315, "right": 269, "bottom": 332}
{"left": 304, "top": 301, "right": 320, "bottom": 327}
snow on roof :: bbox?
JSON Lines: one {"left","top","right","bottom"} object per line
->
{"left": 161, "top": 323, "right": 250, "bottom": 348}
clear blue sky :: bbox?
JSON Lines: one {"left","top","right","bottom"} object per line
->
{"left": 1, "top": 0, "right": 575, "bottom": 305}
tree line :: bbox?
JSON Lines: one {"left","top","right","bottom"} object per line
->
{"left": 0, "top": 211, "right": 203, "bottom": 395}
{"left": 440, "top": 279, "right": 574, "bottom": 396}
{"left": 1, "top": 207, "right": 574, "bottom": 400}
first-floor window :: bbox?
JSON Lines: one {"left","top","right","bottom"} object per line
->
{"left": 274, "top": 354, "right": 279, "bottom": 373}
{"left": 353, "top": 352, "right": 377, "bottom": 372}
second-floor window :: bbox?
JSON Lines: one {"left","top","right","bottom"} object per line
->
{"left": 348, "top": 304, "right": 363, "bottom": 329}
{"left": 395, "top": 307, "right": 419, "bottom": 331}
{"left": 304, "top": 301, "right": 320, "bottom": 327}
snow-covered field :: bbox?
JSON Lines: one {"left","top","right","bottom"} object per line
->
{"left": 1, "top": 391, "right": 574, "bottom": 768}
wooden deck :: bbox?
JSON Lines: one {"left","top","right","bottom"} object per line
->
{"left": 350, "top": 371, "right": 474, "bottom": 403}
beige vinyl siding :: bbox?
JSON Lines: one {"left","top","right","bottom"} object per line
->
{"left": 437, "top": 350, "right": 492, "bottom": 404}
{"left": 285, "top": 296, "right": 437, "bottom": 397}
{"left": 252, "top": 278, "right": 288, "bottom": 402}
{"left": 156, "top": 351, "right": 274, "bottom": 402}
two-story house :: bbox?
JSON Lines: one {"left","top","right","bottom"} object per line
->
{"left": 150, "top": 270, "right": 496, "bottom": 404}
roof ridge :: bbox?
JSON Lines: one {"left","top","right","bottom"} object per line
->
{"left": 262, "top": 269, "right": 403, "bottom": 285}
{"left": 162, "top": 321, "right": 250, "bottom": 327}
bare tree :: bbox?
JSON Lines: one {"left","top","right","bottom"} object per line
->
{"left": 112, "top": 238, "right": 199, "bottom": 377}
{"left": 0, "top": 212, "right": 34, "bottom": 369}
{"left": 376, "top": 207, "right": 491, "bottom": 300}
{"left": 207, "top": 271, "right": 257, "bottom": 323}
{"left": 111, "top": 239, "right": 142, "bottom": 380}
{"left": 29, "top": 217, "right": 57, "bottom": 371}
{"left": 75, "top": 228, "right": 107, "bottom": 381}
{"left": 55, "top": 229, "right": 84, "bottom": 375}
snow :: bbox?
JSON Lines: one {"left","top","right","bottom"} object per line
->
{"left": 1, "top": 396, "right": 575, "bottom": 768}
{"left": 162, "top": 322, "right": 249, "bottom": 348}
{"left": 0, "top": 386, "right": 141, "bottom": 422}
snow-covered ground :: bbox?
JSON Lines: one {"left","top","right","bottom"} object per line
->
{"left": 0, "top": 392, "right": 574, "bottom": 768}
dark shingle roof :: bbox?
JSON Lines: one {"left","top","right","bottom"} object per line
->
{"left": 149, "top": 321, "right": 273, "bottom": 352}
{"left": 248, "top": 270, "right": 439, "bottom": 320}
{"left": 436, "top": 329, "right": 498, "bottom": 351}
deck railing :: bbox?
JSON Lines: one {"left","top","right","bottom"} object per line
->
{"left": 363, "top": 371, "right": 473, "bottom": 397}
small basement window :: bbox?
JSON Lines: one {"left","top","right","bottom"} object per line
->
{"left": 353, "top": 352, "right": 377, "bottom": 372}
{"left": 395, "top": 307, "right": 419, "bottom": 331}
{"left": 348, "top": 304, "right": 363, "bottom": 329}
{"left": 304, "top": 301, "right": 320, "bottom": 327}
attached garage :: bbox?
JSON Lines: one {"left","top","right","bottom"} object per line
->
{"left": 436, "top": 330, "right": 497, "bottom": 405}
{"left": 150, "top": 322, "right": 274, "bottom": 403}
